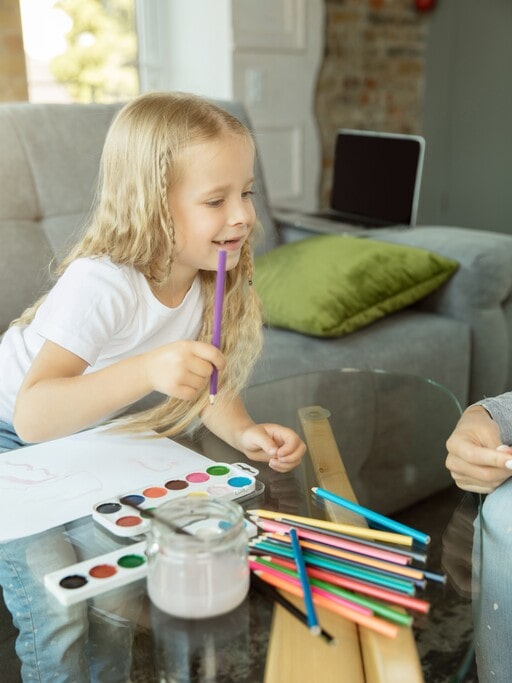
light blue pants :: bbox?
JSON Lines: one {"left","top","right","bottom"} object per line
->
{"left": 473, "top": 478, "right": 512, "bottom": 683}
{"left": 0, "top": 421, "right": 144, "bottom": 681}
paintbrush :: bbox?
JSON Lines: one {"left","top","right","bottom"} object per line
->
{"left": 121, "top": 499, "right": 194, "bottom": 536}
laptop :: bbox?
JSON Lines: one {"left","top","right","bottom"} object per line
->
{"left": 275, "top": 128, "right": 425, "bottom": 235}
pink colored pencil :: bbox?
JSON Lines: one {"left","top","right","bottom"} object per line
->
{"left": 255, "top": 518, "right": 410, "bottom": 565}
{"left": 253, "top": 569, "right": 399, "bottom": 638}
{"left": 265, "top": 533, "right": 425, "bottom": 581}
{"left": 267, "top": 556, "right": 430, "bottom": 614}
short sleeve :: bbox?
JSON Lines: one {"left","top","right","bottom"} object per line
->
{"left": 33, "top": 258, "right": 137, "bottom": 365}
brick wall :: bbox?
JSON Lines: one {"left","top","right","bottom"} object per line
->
{"left": 0, "top": 0, "right": 28, "bottom": 102}
{"left": 316, "top": 0, "right": 431, "bottom": 205}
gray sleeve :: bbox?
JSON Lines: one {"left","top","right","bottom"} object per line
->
{"left": 475, "top": 392, "right": 512, "bottom": 445}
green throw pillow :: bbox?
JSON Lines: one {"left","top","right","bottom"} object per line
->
{"left": 253, "top": 235, "right": 459, "bottom": 338}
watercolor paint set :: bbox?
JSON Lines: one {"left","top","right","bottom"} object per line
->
{"left": 44, "top": 460, "right": 262, "bottom": 605}
{"left": 92, "top": 461, "right": 261, "bottom": 538}
{"left": 45, "top": 515, "right": 259, "bottom": 606}
{"left": 44, "top": 541, "right": 149, "bottom": 606}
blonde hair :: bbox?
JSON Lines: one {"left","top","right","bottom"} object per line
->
{"left": 12, "top": 92, "right": 263, "bottom": 438}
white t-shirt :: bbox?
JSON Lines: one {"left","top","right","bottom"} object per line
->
{"left": 0, "top": 257, "right": 203, "bottom": 423}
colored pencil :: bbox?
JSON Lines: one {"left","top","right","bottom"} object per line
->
{"left": 266, "top": 538, "right": 427, "bottom": 588}
{"left": 265, "top": 555, "right": 430, "bottom": 614}
{"left": 249, "top": 570, "right": 336, "bottom": 645}
{"left": 311, "top": 487, "right": 431, "bottom": 546}
{"left": 265, "top": 532, "right": 425, "bottom": 581}
{"left": 422, "top": 569, "right": 447, "bottom": 584}
{"left": 273, "top": 517, "right": 427, "bottom": 563}
{"left": 249, "top": 538, "right": 417, "bottom": 594}
{"left": 289, "top": 528, "right": 320, "bottom": 634}
{"left": 247, "top": 509, "right": 413, "bottom": 546}
{"left": 256, "top": 534, "right": 426, "bottom": 588}
{"left": 253, "top": 570, "right": 399, "bottom": 638}
{"left": 254, "top": 516, "right": 427, "bottom": 563}
{"left": 251, "top": 557, "right": 413, "bottom": 626}
{"left": 254, "top": 518, "right": 410, "bottom": 565}
{"left": 209, "top": 249, "right": 227, "bottom": 404}
{"left": 250, "top": 560, "right": 371, "bottom": 616}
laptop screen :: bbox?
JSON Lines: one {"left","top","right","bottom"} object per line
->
{"left": 330, "top": 129, "right": 425, "bottom": 227}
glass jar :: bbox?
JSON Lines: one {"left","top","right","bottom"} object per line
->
{"left": 146, "top": 497, "right": 249, "bottom": 618}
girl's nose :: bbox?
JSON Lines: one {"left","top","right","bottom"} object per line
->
{"left": 229, "top": 199, "right": 255, "bottom": 225}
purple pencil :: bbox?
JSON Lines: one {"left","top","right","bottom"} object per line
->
{"left": 209, "top": 249, "right": 227, "bottom": 404}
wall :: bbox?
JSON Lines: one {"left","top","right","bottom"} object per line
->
{"left": 315, "top": 0, "right": 430, "bottom": 206}
{"left": 421, "top": 0, "right": 512, "bottom": 234}
{"left": 136, "top": 0, "right": 233, "bottom": 99}
{"left": 0, "top": 0, "right": 28, "bottom": 101}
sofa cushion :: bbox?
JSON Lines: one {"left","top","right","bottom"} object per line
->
{"left": 253, "top": 234, "right": 459, "bottom": 338}
{"left": 0, "top": 220, "right": 54, "bottom": 333}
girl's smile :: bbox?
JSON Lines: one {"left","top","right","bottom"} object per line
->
{"left": 213, "top": 236, "right": 246, "bottom": 251}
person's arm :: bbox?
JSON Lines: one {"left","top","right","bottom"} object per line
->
{"left": 201, "top": 396, "right": 306, "bottom": 473}
{"left": 14, "top": 338, "right": 224, "bottom": 443}
{"left": 445, "top": 404, "right": 512, "bottom": 493}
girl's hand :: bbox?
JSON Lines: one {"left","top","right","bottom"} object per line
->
{"left": 445, "top": 406, "right": 512, "bottom": 493}
{"left": 144, "top": 341, "right": 225, "bottom": 400}
{"left": 237, "top": 423, "right": 306, "bottom": 473}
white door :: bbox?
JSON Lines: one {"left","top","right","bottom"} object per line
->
{"left": 136, "top": 0, "right": 325, "bottom": 212}
{"left": 231, "top": 0, "right": 325, "bottom": 211}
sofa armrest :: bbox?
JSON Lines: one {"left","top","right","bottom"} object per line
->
{"left": 364, "top": 226, "right": 512, "bottom": 405}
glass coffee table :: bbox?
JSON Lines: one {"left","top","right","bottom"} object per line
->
{"left": 3, "top": 369, "right": 481, "bottom": 682}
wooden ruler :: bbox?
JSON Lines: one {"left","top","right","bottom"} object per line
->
{"left": 264, "top": 406, "right": 423, "bottom": 683}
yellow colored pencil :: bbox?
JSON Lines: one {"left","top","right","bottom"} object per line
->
{"left": 248, "top": 509, "right": 413, "bottom": 547}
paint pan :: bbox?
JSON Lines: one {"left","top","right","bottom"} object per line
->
{"left": 92, "top": 462, "right": 261, "bottom": 538}
{"left": 44, "top": 540, "right": 149, "bottom": 606}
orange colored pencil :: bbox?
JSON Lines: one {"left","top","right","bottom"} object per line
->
{"left": 254, "top": 569, "right": 399, "bottom": 638}
{"left": 267, "top": 556, "right": 430, "bottom": 614}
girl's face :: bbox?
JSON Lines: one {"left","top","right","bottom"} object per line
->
{"left": 168, "top": 131, "right": 256, "bottom": 279}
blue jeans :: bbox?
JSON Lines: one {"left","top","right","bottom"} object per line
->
{"left": 472, "top": 478, "right": 512, "bottom": 683}
{"left": 0, "top": 418, "right": 27, "bottom": 452}
{"left": 0, "top": 421, "right": 144, "bottom": 681}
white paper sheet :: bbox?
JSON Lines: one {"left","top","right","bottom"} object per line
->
{"left": 0, "top": 425, "right": 214, "bottom": 542}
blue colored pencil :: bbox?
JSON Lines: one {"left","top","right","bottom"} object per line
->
{"left": 289, "top": 528, "right": 321, "bottom": 635}
{"left": 249, "top": 538, "right": 416, "bottom": 594}
{"left": 312, "top": 487, "right": 430, "bottom": 546}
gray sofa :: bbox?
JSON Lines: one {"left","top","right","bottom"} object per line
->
{"left": 2, "top": 98, "right": 512, "bottom": 412}
{"left": 2, "top": 96, "right": 512, "bottom": 679}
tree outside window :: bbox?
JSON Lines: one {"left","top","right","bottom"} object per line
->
{"left": 51, "top": 0, "right": 139, "bottom": 102}
{"left": 20, "top": 0, "right": 139, "bottom": 103}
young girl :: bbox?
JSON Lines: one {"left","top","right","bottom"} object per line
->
{"left": 0, "top": 91, "right": 305, "bottom": 680}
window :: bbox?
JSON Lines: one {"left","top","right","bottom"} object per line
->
{"left": 19, "top": 0, "right": 139, "bottom": 103}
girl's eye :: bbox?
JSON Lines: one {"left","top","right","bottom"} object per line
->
{"left": 242, "top": 190, "right": 255, "bottom": 200}
{"left": 206, "top": 199, "right": 223, "bottom": 208}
